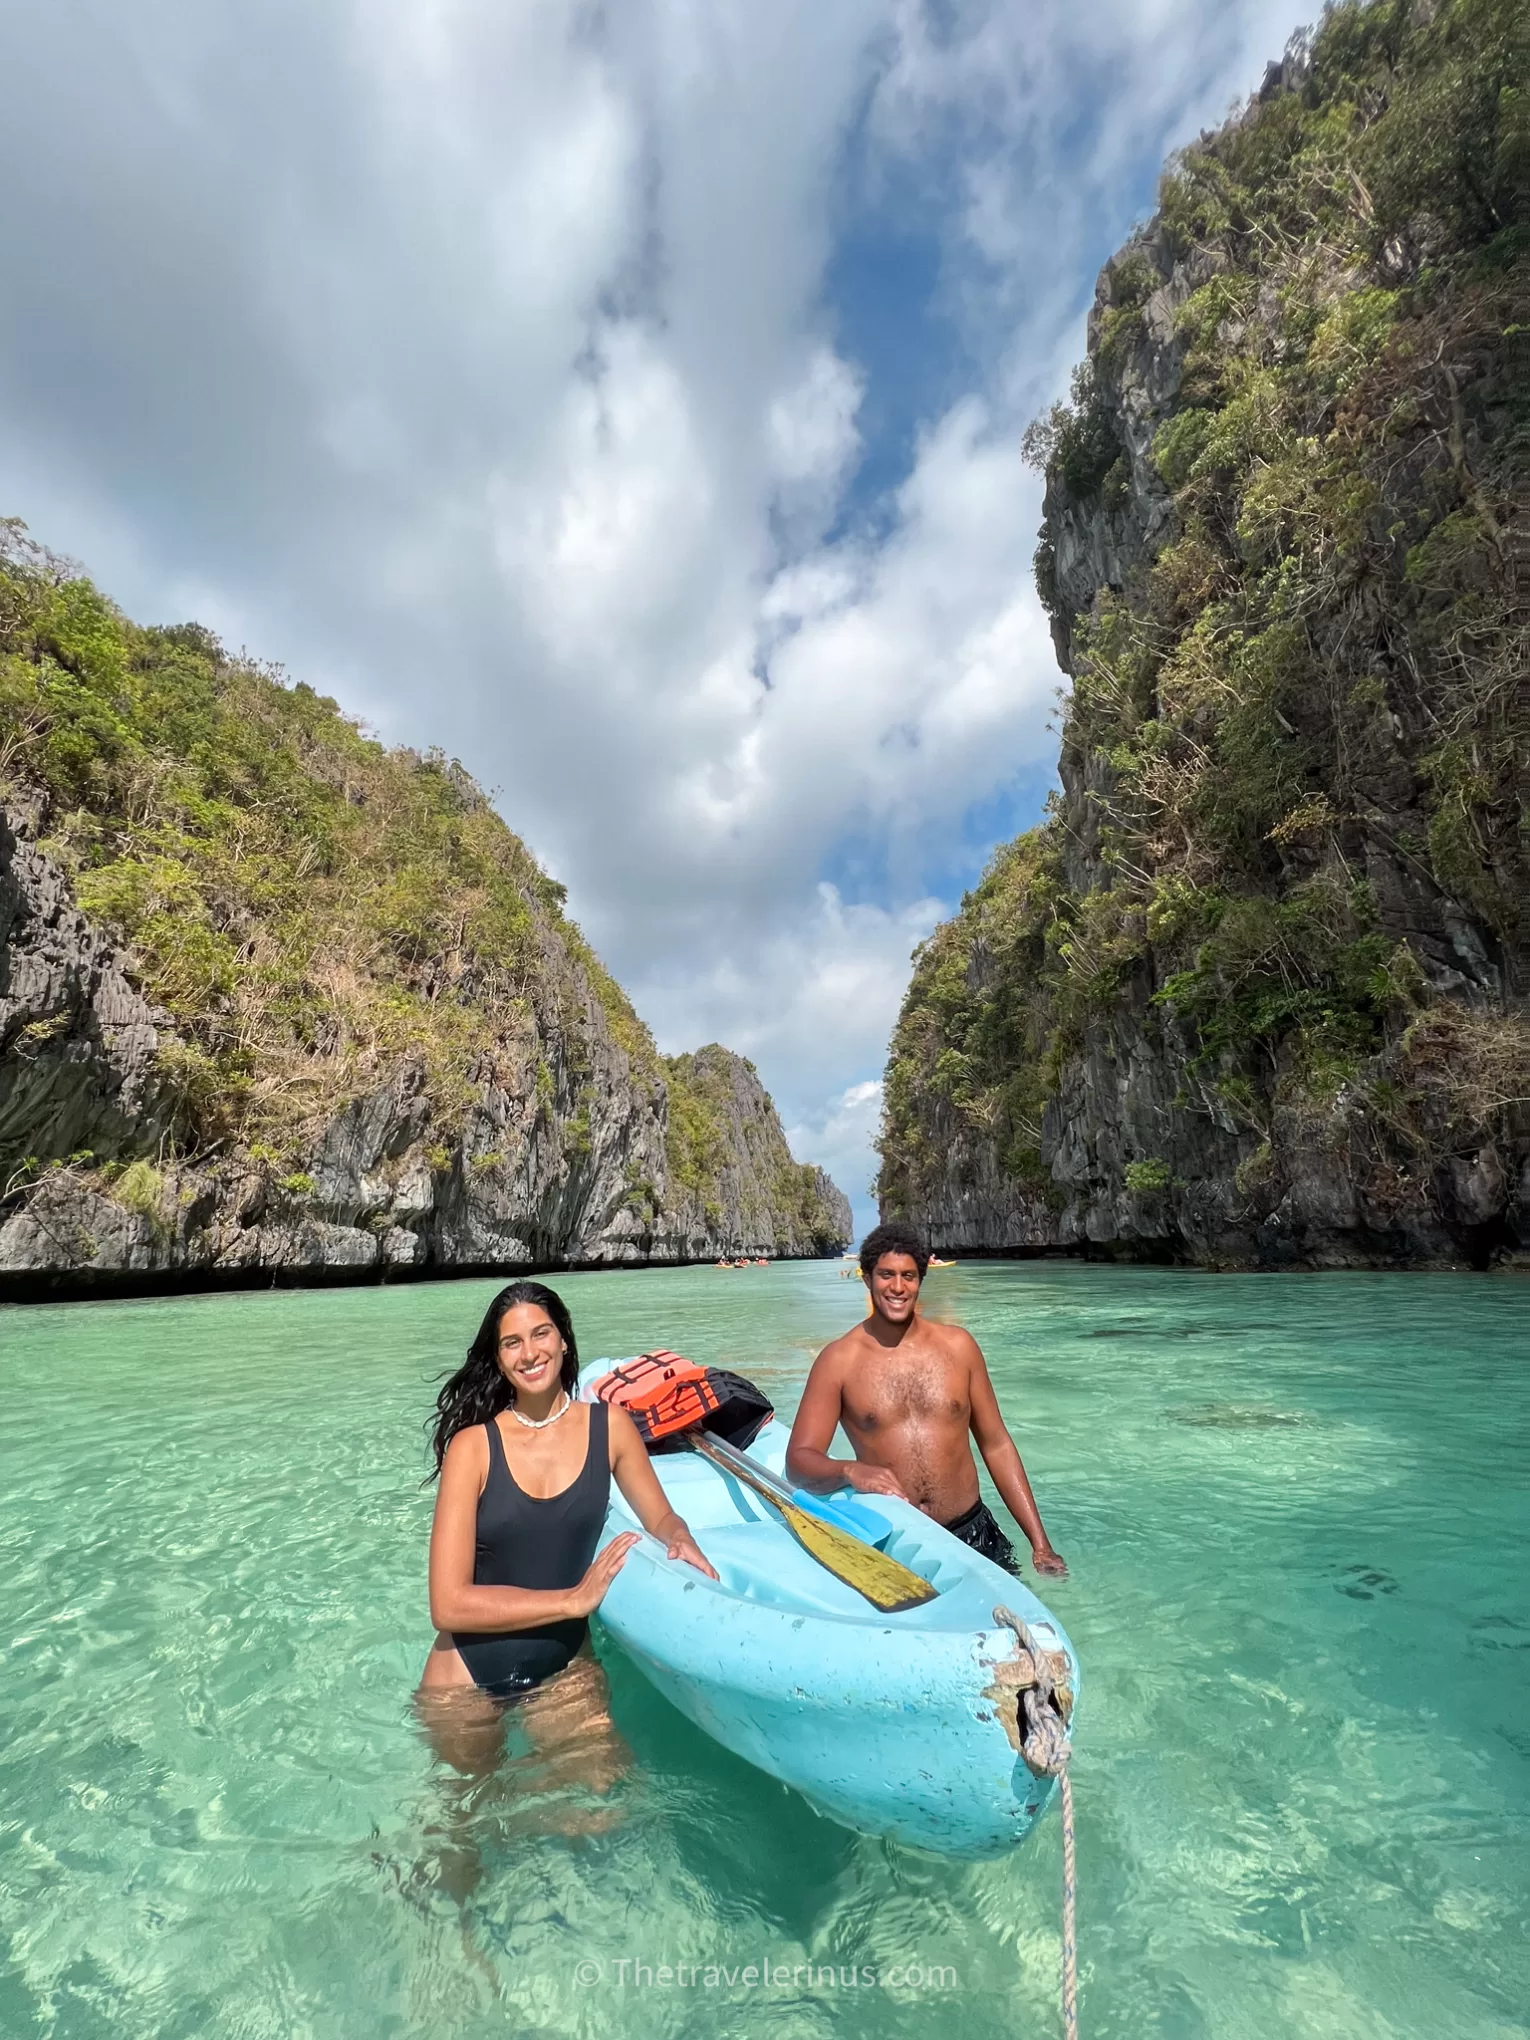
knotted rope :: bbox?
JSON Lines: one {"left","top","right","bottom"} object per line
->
{"left": 996, "top": 1605, "right": 1077, "bottom": 2040}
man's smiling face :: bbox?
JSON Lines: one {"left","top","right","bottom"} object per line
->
{"left": 867, "top": 1251, "right": 921, "bottom": 1323}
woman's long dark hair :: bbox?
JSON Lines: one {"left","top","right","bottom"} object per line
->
{"left": 428, "top": 1281, "right": 580, "bottom": 1476}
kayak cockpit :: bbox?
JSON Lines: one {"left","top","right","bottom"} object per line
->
{"left": 691, "top": 1516, "right": 970, "bottom": 1622}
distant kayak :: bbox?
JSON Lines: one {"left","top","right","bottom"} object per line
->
{"left": 579, "top": 1363, "right": 1079, "bottom": 1856}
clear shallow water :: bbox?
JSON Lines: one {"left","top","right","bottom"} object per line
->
{"left": 1, "top": 1262, "right": 1527, "bottom": 2040}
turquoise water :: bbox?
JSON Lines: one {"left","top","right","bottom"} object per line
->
{"left": 1, "top": 1262, "right": 1527, "bottom": 2039}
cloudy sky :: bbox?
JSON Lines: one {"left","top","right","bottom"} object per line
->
{"left": 0, "top": 0, "right": 1311, "bottom": 1232}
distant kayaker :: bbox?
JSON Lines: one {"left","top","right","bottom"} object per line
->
{"left": 419, "top": 1281, "right": 717, "bottom": 1722}
{"left": 786, "top": 1223, "right": 1067, "bottom": 1577}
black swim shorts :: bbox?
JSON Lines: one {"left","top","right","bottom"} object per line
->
{"left": 944, "top": 1499, "right": 1019, "bottom": 1574}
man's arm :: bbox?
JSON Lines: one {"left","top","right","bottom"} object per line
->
{"left": 966, "top": 1341, "right": 1067, "bottom": 1575}
{"left": 786, "top": 1343, "right": 909, "bottom": 1499}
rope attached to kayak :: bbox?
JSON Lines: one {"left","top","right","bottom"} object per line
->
{"left": 995, "top": 1605, "right": 1078, "bottom": 2040}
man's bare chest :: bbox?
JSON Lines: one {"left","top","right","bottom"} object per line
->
{"left": 843, "top": 1357, "right": 970, "bottom": 1433}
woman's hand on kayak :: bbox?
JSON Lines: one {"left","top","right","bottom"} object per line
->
{"left": 843, "top": 1462, "right": 910, "bottom": 1502}
{"left": 665, "top": 1525, "right": 719, "bottom": 1579}
{"left": 608, "top": 1404, "right": 718, "bottom": 1579}
{"left": 565, "top": 1532, "right": 640, "bottom": 1616}
{"left": 1030, "top": 1544, "right": 1068, "bottom": 1577}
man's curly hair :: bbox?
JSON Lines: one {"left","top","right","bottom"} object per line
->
{"left": 858, "top": 1220, "right": 929, "bottom": 1282}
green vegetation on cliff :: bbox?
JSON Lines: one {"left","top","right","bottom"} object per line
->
{"left": 880, "top": 0, "right": 1529, "bottom": 1263}
{"left": 0, "top": 518, "right": 656, "bottom": 1160}
{"left": 663, "top": 1046, "right": 851, "bottom": 1254}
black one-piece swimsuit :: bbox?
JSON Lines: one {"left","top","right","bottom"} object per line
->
{"left": 453, "top": 1402, "right": 611, "bottom": 1699}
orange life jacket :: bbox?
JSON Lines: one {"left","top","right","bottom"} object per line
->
{"left": 593, "top": 1350, "right": 721, "bottom": 1445}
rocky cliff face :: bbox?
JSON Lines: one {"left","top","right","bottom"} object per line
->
{"left": 0, "top": 542, "right": 849, "bottom": 1296}
{"left": 0, "top": 802, "right": 848, "bottom": 1295}
{"left": 662, "top": 1044, "right": 853, "bottom": 1257}
{"left": 879, "top": 0, "right": 1529, "bottom": 1268}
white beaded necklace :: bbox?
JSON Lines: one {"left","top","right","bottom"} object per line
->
{"left": 509, "top": 1390, "right": 572, "bottom": 1430}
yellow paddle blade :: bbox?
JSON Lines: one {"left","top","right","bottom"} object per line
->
{"left": 686, "top": 1430, "right": 937, "bottom": 1613}
{"left": 776, "top": 1498, "right": 938, "bottom": 1613}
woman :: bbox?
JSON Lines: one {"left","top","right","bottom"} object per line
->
{"left": 419, "top": 1280, "right": 715, "bottom": 1711}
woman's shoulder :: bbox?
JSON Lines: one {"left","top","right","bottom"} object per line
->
{"left": 441, "top": 1421, "right": 492, "bottom": 1476}
{"left": 599, "top": 1396, "right": 637, "bottom": 1453}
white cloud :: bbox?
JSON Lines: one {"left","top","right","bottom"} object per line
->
{"left": 731, "top": 403, "right": 1061, "bottom": 877}
{"left": 634, "top": 886, "right": 942, "bottom": 1100}
{"left": 0, "top": 0, "right": 1317, "bottom": 1225}
{"left": 766, "top": 345, "right": 866, "bottom": 536}
{"left": 786, "top": 1080, "right": 888, "bottom": 1234}
{"left": 492, "top": 321, "right": 719, "bottom": 670}
{"left": 638, "top": 882, "right": 940, "bottom": 1239}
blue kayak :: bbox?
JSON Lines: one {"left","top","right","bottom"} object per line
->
{"left": 579, "top": 1364, "right": 1080, "bottom": 1858}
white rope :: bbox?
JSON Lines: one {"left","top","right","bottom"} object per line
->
{"left": 996, "top": 1606, "right": 1078, "bottom": 2040}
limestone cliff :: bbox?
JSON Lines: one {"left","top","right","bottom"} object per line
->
{"left": 662, "top": 1043, "right": 852, "bottom": 1258}
{"left": 879, "top": 0, "right": 1529, "bottom": 1267}
{"left": 0, "top": 530, "right": 849, "bottom": 1296}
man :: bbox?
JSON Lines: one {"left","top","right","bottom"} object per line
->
{"left": 785, "top": 1221, "right": 1067, "bottom": 1576}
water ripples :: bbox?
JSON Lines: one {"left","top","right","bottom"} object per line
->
{"left": 1, "top": 1263, "right": 1527, "bottom": 2038}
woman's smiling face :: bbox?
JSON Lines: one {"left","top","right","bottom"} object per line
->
{"left": 495, "top": 1302, "right": 565, "bottom": 1396}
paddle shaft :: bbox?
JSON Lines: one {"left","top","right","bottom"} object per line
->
{"left": 688, "top": 1429, "right": 797, "bottom": 1505}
